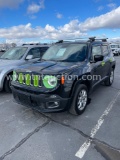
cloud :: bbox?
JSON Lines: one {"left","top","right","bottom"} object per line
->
{"left": 0, "top": 0, "right": 24, "bottom": 8}
{"left": 109, "top": 37, "right": 120, "bottom": 42}
{"left": 27, "top": 0, "right": 45, "bottom": 14}
{"left": 6, "top": 39, "right": 24, "bottom": 45}
{"left": 30, "top": 15, "right": 37, "bottom": 19}
{"left": 107, "top": 3, "right": 116, "bottom": 10}
{"left": 0, "top": 7, "right": 120, "bottom": 42}
{"left": 56, "top": 13, "right": 63, "bottom": 19}
{"left": 80, "top": 6, "right": 120, "bottom": 31}
{"left": 0, "top": 22, "right": 86, "bottom": 40}
{"left": 98, "top": 6, "right": 104, "bottom": 11}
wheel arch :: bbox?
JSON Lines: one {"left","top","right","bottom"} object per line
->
{"left": 112, "top": 64, "right": 115, "bottom": 70}
{"left": 69, "top": 77, "right": 92, "bottom": 98}
{"left": 3, "top": 70, "right": 13, "bottom": 89}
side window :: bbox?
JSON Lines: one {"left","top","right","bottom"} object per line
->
{"left": 27, "top": 48, "right": 40, "bottom": 59}
{"left": 102, "top": 45, "right": 109, "bottom": 56}
{"left": 92, "top": 45, "right": 102, "bottom": 60}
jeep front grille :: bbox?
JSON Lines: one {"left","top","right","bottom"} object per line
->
{"left": 17, "top": 73, "right": 41, "bottom": 87}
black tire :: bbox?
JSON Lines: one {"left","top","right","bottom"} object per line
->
{"left": 69, "top": 84, "right": 88, "bottom": 115}
{"left": 104, "top": 69, "right": 114, "bottom": 86}
{"left": 4, "top": 75, "right": 12, "bottom": 93}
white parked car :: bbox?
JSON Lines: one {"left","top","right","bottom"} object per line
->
{"left": 110, "top": 44, "right": 120, "bottom": 56}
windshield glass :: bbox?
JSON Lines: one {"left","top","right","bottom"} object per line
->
{"left": 111, "top": 45, "right": 119, "bottom": 48}
{"left": 0, "top": 47, "right": 28, "bottom": 60}
{"left": 42, "top": 43, "right": 88, "bottom": 62}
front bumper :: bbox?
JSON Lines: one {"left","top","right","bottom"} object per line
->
{"left": 11, "top": 86, "right": 70, "bottom": 113}
{"left": 0, "top": 73, "right": 4, "bottom": 91}
{"left": 113, "top": 51, "right": 119, "bottom": 55}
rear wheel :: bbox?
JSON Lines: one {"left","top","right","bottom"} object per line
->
{"left": 4, "top": 74, "right": 12, "bottom": 93}
{"left": 69, "top": 84, "right": 88, "bottom": 115}
{"left": 104, "top": 69, "right": 114, "bottom": 86}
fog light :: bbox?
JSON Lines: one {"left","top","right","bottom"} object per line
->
{"left": 50, "top": 95, "right": 57, "bottom": 98}
{"left": 54, "top": 102, "right": 59, "bottom": 105}
{"left": 46, "top": 101, "right": 59, "bottom": 109}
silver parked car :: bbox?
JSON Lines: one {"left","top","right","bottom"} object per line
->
{"left": 0, "top": 44, "right": 49, "bottom": 92}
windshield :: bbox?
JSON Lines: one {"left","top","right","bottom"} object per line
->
{"left": 42, "top": 43, "right": 88, "bottom": 62}
{"left": 111, "top": 45, "right": 119, "bottom": 48}
{"left": 0, "top": 47, "right": 28, "bottom": 60}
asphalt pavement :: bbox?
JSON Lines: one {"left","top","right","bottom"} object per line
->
{"left": 0, "top": 57, "right": 120, "bottom": 160}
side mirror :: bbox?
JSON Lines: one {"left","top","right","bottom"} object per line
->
{"left": 26, "top": 55, "right": 33, "bottom": 60}
{"left": 94, "top": 55, "right": 104, "bottom": 62}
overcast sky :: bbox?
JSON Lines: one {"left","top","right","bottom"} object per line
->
{"left": 0, "top": 0, "right": 120, "bottom": 43}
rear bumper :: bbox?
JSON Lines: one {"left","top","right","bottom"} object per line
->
{"left": 11, "top": 86, "right": 70, "bottom": 113}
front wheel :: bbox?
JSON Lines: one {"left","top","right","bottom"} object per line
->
{"left": 104, "top": 69, "right": 114, "bottom": 86}
{"left": 4, "top": 75, "right": 12, "bottom": 93}
{"left": 69, "top": 84, "right": 88, "bottom": 115}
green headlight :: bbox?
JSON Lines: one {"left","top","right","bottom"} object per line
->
{"left": 13, "top": 71, "right": 17, "bottom": 81}
{"left": 43, "top": 75, "right": 57, "bottom": 89}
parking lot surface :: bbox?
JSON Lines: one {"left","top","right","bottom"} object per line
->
{"left": 0, "top": 57, "right": 120, "bottom": 160}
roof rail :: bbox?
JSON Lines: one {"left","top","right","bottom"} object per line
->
{"left": 55, "top": 40, "right": 64, "bottom": 43}
{"left": 22, "top": 43, "right": 49, "bottom": 46}
{"left": 88, "top": 37, "right": 96, "bottom": 42}
{"left": 22, "top": 43, "right": 38, "bottom": 46}
{"left": 55, "top": 37, "right": 108, "bottom": 43}
{"left": 95, "top": 38, "right": 108, "bottom": 42}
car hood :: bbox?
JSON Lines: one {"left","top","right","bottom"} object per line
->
{"left": 0, "top": 59, "right": 23, "bottom": 70}
{"left": 17, "top": 61, "right": 84, "bottom": 74}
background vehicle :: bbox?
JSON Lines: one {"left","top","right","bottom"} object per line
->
{"left": 110, "top": 43, "right": 120, "bottom": 56}
{"left": 11, "top": 37, "right": 116, "bottom": 115}
{"left": 0, "top": 44, "right": 50, "bottom": 92}
{"left": 0, "top": 51, "right": 4, "bottom": 57}
{"left": 0, "top": 48, "right": 6, "bottom": 57}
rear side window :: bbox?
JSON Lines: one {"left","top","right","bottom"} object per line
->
{"left": 102, "top": 45, "right": 109, "bottom": 56}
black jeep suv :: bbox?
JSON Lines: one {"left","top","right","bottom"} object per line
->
{"left": 11, "top": 37, "right": 116, "bottom": 115}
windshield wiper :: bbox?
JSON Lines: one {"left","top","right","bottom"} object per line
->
{"left": 1, "top": 58, "right": 10, "bottom": 60}
{"left": 47, "top": 59, "right": 65, "bottom": 62}
{"left": 41, "top": 59, "right": 67, "bottom": 62}
{"left": 41, "top": 59, "right": 47, "bottom": 61}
